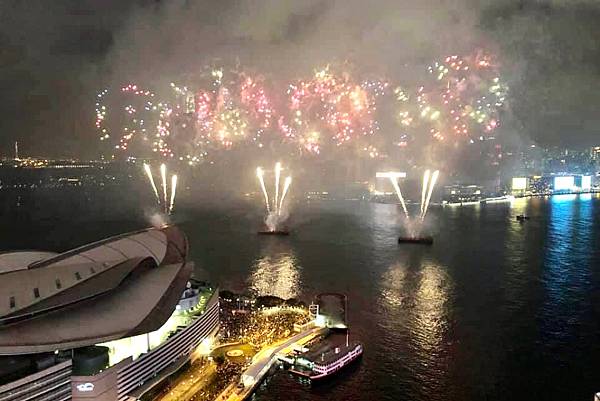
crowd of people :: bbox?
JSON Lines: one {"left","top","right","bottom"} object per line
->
{"left": 220, "top": 293, "right": 311, "bottom": 350}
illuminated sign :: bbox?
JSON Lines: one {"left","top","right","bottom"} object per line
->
{"left": 512, "top": 177, "right": 527, "bottom": 191}
{"left": 554, "top": 176, "right": 575, "bottom": 191}
{"left": 582, "top": 176, "right": 592, "bottom": 191}
{"left": 76, "top": 383, "right": 94, "bottom": 392}
{"left": 376, "top": 171, "right": 406, "bottom": 178}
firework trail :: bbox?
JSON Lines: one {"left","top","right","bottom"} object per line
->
{"left": 257, "top": 163, "right": 293, "bottom": 231}
{"left": 389, "top": 177, "right": 409, "bottom": 219}
{"left": 256, "top": 167, "right": 270, "bottom": 213}
{"left": 279, "top": 176, "right": 292, "bottom": 214}
{"left": 169, "top": 175, "right": 178, "bottom": 214}
{"left": 143, "top": 163, "right": 160, "bottom": 203}
{"left": 420, "top": 170, "right": 431, "bottom": 216}
{"left": 274, "top": 162, "right": 281, "bottom": 212}
{"left": 421, "top": 170, "right": 440, "bottom": 220}
{"left": 143, "top": 164, "right": 178, "bottom": 215}
{"left": 160, "top": 164, "right": 168, "bottom": 210}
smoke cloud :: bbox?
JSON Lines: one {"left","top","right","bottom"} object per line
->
{"left": 0, "top": 0, "right": 599, "bottom": 158}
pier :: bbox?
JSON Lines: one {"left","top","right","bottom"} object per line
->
{"left": 216, "top": 327, "right": 326, "bottom": 401}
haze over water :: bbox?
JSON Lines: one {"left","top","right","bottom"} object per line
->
{"left": 2, "top": 194, "right": 599, "bottom": 400}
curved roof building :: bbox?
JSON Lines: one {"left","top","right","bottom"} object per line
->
{"left": 0, "top": 226, "right": 192, "bottom": 355}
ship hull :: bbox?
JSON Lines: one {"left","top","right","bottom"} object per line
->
{"left": 308, "top": 350, "right": 363, "bottom": 380}
{"left": 398, "top": 236, "right": 433, "bottom": 245}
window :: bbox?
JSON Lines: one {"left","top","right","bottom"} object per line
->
{"left": 9, "top": 296, "right": 15, "bottom": 309}
{"left": 75, "top": 272, "right": 81, "bottom": 280}
{"left": 55, "top": 279, "right": 62, "bottom": 289}
{"left": 33, "top": 288, "right": 40, "bottom": 298}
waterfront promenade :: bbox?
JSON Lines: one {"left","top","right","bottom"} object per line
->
{"left": 217, "top": 326, "right": 326, "bottom": 401}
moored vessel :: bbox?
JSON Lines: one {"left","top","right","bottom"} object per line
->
{"left": 289, "top": 341, "right": 363, "bottom": 380}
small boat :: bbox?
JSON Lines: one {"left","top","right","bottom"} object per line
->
{"left": 398, "top": 236, "right": 433, "bottom": 245}
{"left": 257, "top": 230, "right": 290, "bottom": 236}
{"left": 516, "top": 215, "right": 530, "bottom": 222}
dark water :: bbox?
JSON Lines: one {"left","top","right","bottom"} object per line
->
{"left": 2, "top": 193, "right": 600, "bottom": 400}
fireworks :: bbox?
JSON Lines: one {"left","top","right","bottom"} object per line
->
{"left": 376, "top": 169, "right": 440, "bottom": 221}
{"left": 420, "top": 52, "right": 508, "bottom": 141}
{"left": 94, "top": 84, "right": 162, "bottom": 156}
{"left": 256, "top": 162, "right": 293, "bottom": 231}
{"left": 420, "top": 170, "right": 440, "bottom": 220}
{"left": 256, "top": 167, "right": 270, "bottom": 213}
{"left": 376, "top": 172, "right": 409, "bottom": 218}
{"left": 256, "top": 162, "right": 292, "bottom": 215}
{"left": 169, "top": 174, "right": 178, "bottom": 214}
{"left": 95, "top": 89, "right": 109, "bottom": 141}
{"left": 279, "top": 66, "right": 383, "bottom": 154}
{"left": 143, "top": 163, "right": 160, "bottom": 203}
{"left": 95, "top": 50, "right": 508, "bottom": 160}
{"left": 143, "top": 164, "right": 178, "bottom": 214}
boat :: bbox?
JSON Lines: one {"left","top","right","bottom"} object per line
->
{"left": 398, "top": 236, "right": 433, "bottom": 245}
{"left": 289, "top": 341, "right": 363, "bottom": 381}
{"left": 515, "top": 215, "right": 530, "bottom": 222}
{"left": 257, "top": 230, "right": 290, "bottom": 236}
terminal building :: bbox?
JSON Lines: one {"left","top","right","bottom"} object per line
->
{"left": 0, "top": 226, "right": 219, "bottom": 401}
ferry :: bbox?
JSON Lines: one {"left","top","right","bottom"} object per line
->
{"left": 289, "top": 341, "right": 363, "bottom": 380}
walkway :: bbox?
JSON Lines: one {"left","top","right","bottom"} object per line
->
{"left": 217, "top": 327, "right": 326, "bottom": 401}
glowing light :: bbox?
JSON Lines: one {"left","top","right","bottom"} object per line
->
{"left": 512, "top": 177, "right": 527, "bottom": 191}
{"left": 376, "top": 172, "right": 407, "bottom": 179}
{"left": 582, "top": 176, "right": 592, "bottom": 191}
{"left": 421, "top": 170, "right": 431, "bottom": 216}
{"left": 554, "top": 176, "right": 575, "bottom": 191}
{"left": 421, "top": 170, "right": 440, "bottom": 220}
{"left": 256, "top": 163, "right": 293, "bottom": 230}
{"left": 160, "top": 163, "right": 168, "bottom": 208}
{"left": 256, "top": 167, "right": 270, "bottom": 213}
{"left": 274, "top": 162, "right": 281, "bottom": 214}
{"left": 169, "top": 175, "right": 178, "bottom": 214}
{"left": 389, "top": 177, "right": 409, "bottom": 219}
{"left": 143, "top": 164, "right": 177, "bottom": 215}
{"left": 279, "top": 176, "right": 292, "bottom": 213}
{"left": 143, "top": 163, "right": 160, "bottom": 203}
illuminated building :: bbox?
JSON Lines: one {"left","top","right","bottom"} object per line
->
{"left": 511, "top": 177, "right": 528, "bottom": 196}
{"left": 442, "top": 184, "right": 483, "bottom": 204}
{"left": 0, "top": 227, "right": 220, "bottom": 401}
{"left": 552, "top": 175, "right": 594, "bottom": 193}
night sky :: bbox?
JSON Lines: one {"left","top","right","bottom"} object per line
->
{"left": 1, "top": 0, "right": 599, "bottom": 158}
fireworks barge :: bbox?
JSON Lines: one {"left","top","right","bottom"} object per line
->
{"left": 286, "top": 340, "right": 363, "bottom": 381}
{"left": 257, "top": 230, "right": 290, "bottom": 236}
{"left": 398, "top": 236, "right": 434, "bottom": 245}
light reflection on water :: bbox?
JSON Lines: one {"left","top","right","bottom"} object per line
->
{"left": 413, "top": 263, "right": 450, "bottom": 358}
{"left": 248, "top": 243, "right": 301, "bottom": 300}
{"left": 380, "top": 262, "right": 408, "bottom": 308}
{"left": 541, "top": 194, "right": 594, "bottom": 348}
{"left": 378, "top": 257, "right": 452, "bottom": 398}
